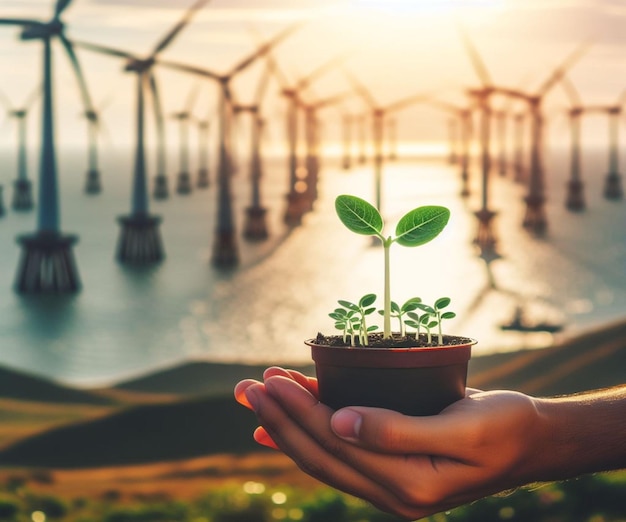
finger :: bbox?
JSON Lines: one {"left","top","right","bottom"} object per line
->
{"left": 247, "top": 381, "right": 421, "bottom": 518}
{"left": 330, "top": 405, "right": 470, "bottom": 458}
{"left": 253, "top": 426, "right": 280, "bottom": 450}
{"left": 263, "top": 367, "right": 319, "bottom": 396}
{"left": 234, "top": 379, "right": 261, "bottom": 409}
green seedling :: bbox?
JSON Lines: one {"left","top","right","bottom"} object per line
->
{"left": 378, "top": 297, "right": 422, "bottom": 337}
{"left": 415, "top": 297, "right": 456, "bottom": 344}
{"left": 335, "top": 194, "right": 450, "bottom": 339}
{"left": 331, "top": 294, "right": 377, "bottom": 346}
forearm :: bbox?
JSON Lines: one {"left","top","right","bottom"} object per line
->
{"left": 531, "top": 385, "right": 626, "bottom": 481}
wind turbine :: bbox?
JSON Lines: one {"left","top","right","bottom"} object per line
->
{"left": 459, "top": 28, "right": 500, "bottom": 251}
{"left": 0, "top": 85, "right": 40, "bottom": 211}
{"left": 559, "top": 75, "right": 586, "bottom": 211}
{"left": 156, "top": 23, "right": 303, "bottom": 267}
{"left": 496, "top": 43, "right": 590, "bottom": 233}
{"left": 74, "top": 0, "right": 211, "bottom": 264}
{"left": 82, "top": 94, "right": 113, "bottom": 194}
{"left": 299, "top": 91, "right": 351, "bottom": 211}
{"left": 194, "top": 112, "right": 211, "bottom": 188}
{"left": 428, "top": 99, "right": 474, "bottom": 197}
{"left": 345, "top": 70, "right": 432, "bottom": 215}
{"left": 386, "top": 116, "right": 398, "bottom": 161}
{"left": 1, "top": 0, "right": 96, "bottom": 293}
{"left": 564, "top": 82, "right": 626, "bottom": 202}
{"left": 171, "top": 83, "right": 201, "bottom": 195}
{"left": 341, "top": 111, "right": 353, "bottom": 170}
{"left": 265, "top": 52, "right": 348, "bottom": 226}
{"left": 357, "top": 113, "right": 368, "bottom": 163}
{"left": 231, "top": 63, "right": 272, "bottom": 240}
{"left": 512, "top": 110, "right": 527, "bottom": 183}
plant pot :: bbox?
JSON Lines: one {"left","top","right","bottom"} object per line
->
{"left": 307, "top": 335, "right": 476, "bottom": 416}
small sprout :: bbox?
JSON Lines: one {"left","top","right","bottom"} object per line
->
{"left": 378, "top": 297, "right": 421, "bottom": 337}
{"left": 434, "top": 297, "right": 456, "bottom": 345}
{"left": 332, "top": 294, "right": 377, "bottom": 346}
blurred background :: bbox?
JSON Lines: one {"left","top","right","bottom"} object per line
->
{"left": 0, "top": 1, "right": 625, "bottom": 521}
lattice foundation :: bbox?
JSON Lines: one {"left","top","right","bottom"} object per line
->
{"left": 211, "top": 230, "right": 239, "bottom": 268}
{"left": 176, "top": 172, "right": 192, "bottom": 195}
{"left": 153, "top": 175, "right": 169, "bottom": 200}
{"left": 85, "top": 170, "right": 101, "bottom": 195}
{"left": 12, "top": 179, "right": 34, "bottom": 211}
{"left": 604, "top": 172, "right": 623, "bottom": 200}
{"left": 565, "top": 179, "right": 585, "bottom": 212}
{"left": 197, "top": 168, "right": 210, "bottom": 188}
{"left": 244, "top": 206, "right": 269, "bottom": 241}
{"left": 116, "top": 214, "right": 164, "bottom": 264}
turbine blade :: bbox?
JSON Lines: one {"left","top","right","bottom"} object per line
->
{"left": 0, "top": 18, "right": 39, "bottom": 26}
{"left": 427, "top": 99, "right": 461, "bottom": 115}
{"left": 149, "top": 73, "right": 166, "bottom": 142}
{"left": 253, "top": 61, "right": 272, "bottom": 106}
{"left": 537, "top": 41, "right": 591, "bottom": 97}
{"left": 150, "top": 0, "right": 211, "bottom": 57}
{"left": 59, "top": 34, "right": 95, "bottom": 115}
{"left": 0, "top": 87, "right": 12, "bottom": 112}
{"left": 316, "top": 91, "right": 351, "bottom": 109}
{"left": 55, "top": 0, "right": 72, "bottom": 18}
{"left": 458, "top": 25, "right": 493, "bottom": 87}
{"left": 386, "top": 91, "right": 433, "bottom": 112}
{"left": 559, "top": 75, "right": 583, "bottom": 108}
{"left": 229, "top": 21, "right": 305, "bottom": 77}
{"left": 157, "top": 59, "right": 222, "bottom": 81}
{"left": 343, "top": 69, "right": 377, "bottom": 108}
{"left": 184, "top": 82, "right": 201, "bottom": 112}
{"left": 73, "top": 40, "right": 137, "bottom": 60}
{"left": 23, "top": 83, "right": 42, "bottom": 110}
{"left": 296, "top": 52, "right": 349, "bottom": 91}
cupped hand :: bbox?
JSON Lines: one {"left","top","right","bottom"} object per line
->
{"left": 235, "top": 367, "right": 544, "bottom": 520}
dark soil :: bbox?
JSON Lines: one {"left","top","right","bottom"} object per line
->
{"left": 313, "top": 332, "right": 474, "bottom": 348}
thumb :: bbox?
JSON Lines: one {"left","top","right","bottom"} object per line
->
{"left": 330, "top": 406, "right": 462, "bottom": 456}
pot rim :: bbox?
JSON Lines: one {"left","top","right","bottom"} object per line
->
{"left": 307, "top": 337, "right": 476, "bottom": 368}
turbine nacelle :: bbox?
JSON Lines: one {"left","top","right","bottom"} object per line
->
{"left": 125, "top": 57, "right": 154, "bottom": 73}
{"left": 20, "top": 19, "right": 63, "bottom": 40}
{"left": 10, "top": 109, "right": 28, "bottom": 118}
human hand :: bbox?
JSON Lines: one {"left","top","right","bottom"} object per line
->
{"left": 235, "top": 367, "right": 546, "bottom": 520}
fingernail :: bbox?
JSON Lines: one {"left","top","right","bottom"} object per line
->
{"left": 331, "top": 409, "right": 362, "bottom": 441}
{"left": 245, "top": 388, "right": 260, "bottom": 411}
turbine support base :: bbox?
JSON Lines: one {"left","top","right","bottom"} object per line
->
{"left": 565, "top": 179, "right": 585, "bottom": 212}
{"left": 604, "top": 172, "right": 623, "bottom": 200}
{"left": 197, "top": 168, "right": 210, "bottom": 188}
{"left": 85, "top": 169, "right": 102, "bottom": 195}
{"left": 176, "top": 172, "right": 193, "bottom": 195}
{"left": 153, "top": 175, "right": 169, "bottom": 200}
{"left": 116, "top": 214, "right": 164, "bottom": 265}
{"left": 12, "top": 179, "right": 34, "bottom": 211}
{"left": 243, "top": 206, "right": 269, "bottom": 241}
{"left": 473, "top": 208, "right": 498, "bottom": 253}
{"left": 14, "top": 231, "right": 81, "bottom": 294}
{"left": 523, "top": 194, "right": 548, "bottom": 235}
{"left": 284, "top": 191, "right": 306, "bottom": 227}
{"left": 211, "top": 230, "right": 239, "bottom": 268}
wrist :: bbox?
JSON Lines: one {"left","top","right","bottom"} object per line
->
{"left": 531, "top": 386, "right": 626, "bottom": 481}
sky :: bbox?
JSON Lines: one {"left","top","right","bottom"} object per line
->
{"left": 1, "top": 0, "right": 626, "bottom": 162}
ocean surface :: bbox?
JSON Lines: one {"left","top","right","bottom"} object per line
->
{"left": 1, "top": 145, "right": 625, "bottom": 387}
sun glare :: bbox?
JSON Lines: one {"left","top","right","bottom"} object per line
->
{"left": 350, "top": 0, "right": 503, "bottom": 15}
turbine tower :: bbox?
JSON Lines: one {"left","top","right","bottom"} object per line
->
{"left": 83, "top": 95, "right": 112, "bottom": 194}
{"left": 171, "top": 83, "right": 201, "bottom": 195}
{"left": 157, "top": 23, "right": 302, "bottom": 267}
{"left": 345, "top": 69, "right": 431, "bottom": 215}
{"left": 194, "top": 113, "right": 211, "bottom": 188}
{"left": 265, "top": 52, "right": 347, "bottom": 226}
{"left": 560, "top": 76, "right": 586, "bottom": 211}
{"left": 231, "top": 63, "right": 272, "bottom": 240}
{"left": 496, "top": 43, "right": 589, "bottom": 234}
{"left": 1, "top": 0, "right": 95, "bottom": 293}
{"left": 75, "top": 0, "right": 211, "bottom": 264}
{"left": 0, "top": 85, "right": 40, "bottom": 211}
{"left": 429, "top": 99, "right": 474, "bottom": 197}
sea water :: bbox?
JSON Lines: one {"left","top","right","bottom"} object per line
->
{"left": 0, "top": 146, "right": 625, "bottom": 386}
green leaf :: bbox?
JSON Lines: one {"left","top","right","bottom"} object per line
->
{"left": 441, "top": 311, "right": 456, "bottom": 319}
{"left": 435, "top": 297, "right": 451, "bottom": 309}
{"left": 338, "top": 300, "right": 359, "bottom": 311}
{"left": 377, "top": 309, "right": 384, "bottom": 315}
{"left": 427, "top": 321, "right": 438, "bottom": 328}
{"left": 359, "top": 293, "right": 377, "bottom": 307}
{"left": 335, "top": 195, "right": 384, "bottom": 236}
{"left": 334, "top": 322, "right": 345, "bottom": 329}
{"left": 404, "top": 320, "right": 420, "bottom": 328}
{"left": 407, "top": 311, "right": 420, "bottom": 320}
{"left": 402, "top": 302, "right": 420, "bottom": 313}
{"left": 367, "top": 325, "right": 378, "bottom": 332}
{"left": 333, "top": 308, "right": 347, "bottom": 316}
{"left": 420, "top": 315, "right": 430, "bottom": 325}
{"left": 329, "top": 312, "right": 344, "bottom": 320}
{"left": 390, "top": 301, "right": 400, "bottom": 313}
{"left": 364, "top": 307, "right": 376, "bottom": 315}
{"left": 394, "top": 206, "right": 450, "bottom": 247}
{"left": 416, "top": 303, "right": 435, "bottom": 314}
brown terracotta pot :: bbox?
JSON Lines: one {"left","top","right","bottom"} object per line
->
{"left": 307, "top": 336, "right": 476, "bottom": 416}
